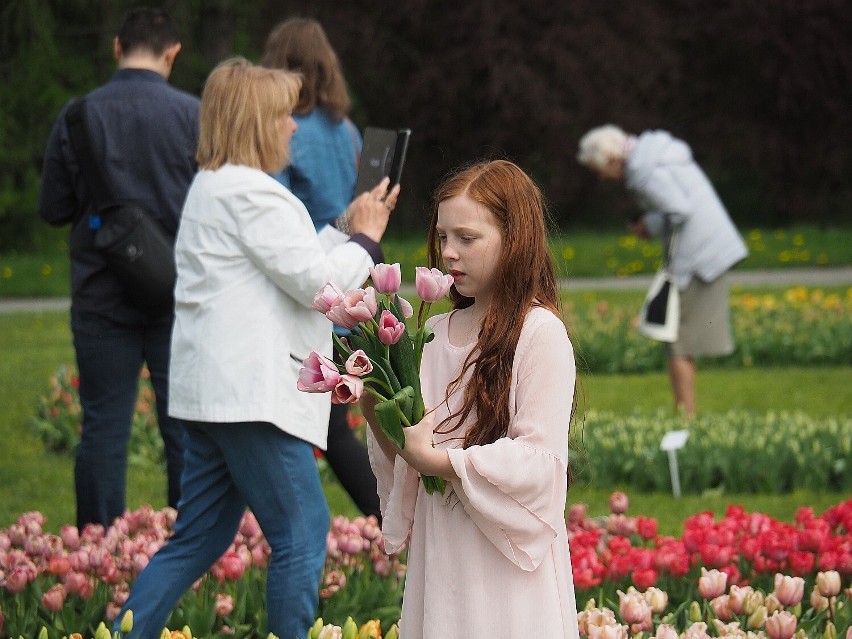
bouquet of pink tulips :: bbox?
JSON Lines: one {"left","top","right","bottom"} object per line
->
{"left": 298, "top": 263, "right": 454, "bottom": 495}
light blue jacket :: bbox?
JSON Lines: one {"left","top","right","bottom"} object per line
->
{"left": 625, "top": 130, "right": 748, "bottom": 289}
{"left": 271, "top": 109, "right": 362, "bottom": 231}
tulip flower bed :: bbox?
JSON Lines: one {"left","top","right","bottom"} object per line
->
{"left": 567, "top": 286, "right": 852, "bottom": 373}
{"left": 2, "top": 495, "right": 850, "bottom": 638}
{"left": 30, "top": 365, "right": 165, "bottom": 467}
{"left": 31, "top": 376, "right": 851, "bottom": 495}
{"left": 578, "top": 409, "right": 852, "bottom": 494}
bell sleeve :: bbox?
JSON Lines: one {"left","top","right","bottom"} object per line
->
{"left": 366, "top": 429, "right": 419, "bottom": 555}
{"left": 446, "top": 314, "right": 576, "bottom": 571}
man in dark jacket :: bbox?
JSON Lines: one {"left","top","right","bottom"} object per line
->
{"left": 37, "top": 7, "right": 199, "bottom": 529}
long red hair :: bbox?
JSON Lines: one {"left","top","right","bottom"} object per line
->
{"left": 426, "top": 160, "right": 562, "bottom": 449}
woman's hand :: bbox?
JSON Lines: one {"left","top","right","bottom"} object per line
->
{"left": 345, "top": 177, "right": 401, "bottom": 243}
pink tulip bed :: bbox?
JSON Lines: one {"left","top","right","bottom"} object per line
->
{"left": 1, "top": 493, "right": 850, "bottom": 639}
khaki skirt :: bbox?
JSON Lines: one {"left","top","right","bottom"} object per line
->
{"left": 667, "top": 274, "right": 734, "bottom": 358}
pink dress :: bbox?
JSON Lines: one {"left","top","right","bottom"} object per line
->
{"left": 367, "top": 307, "right": 580, "bottom": 638}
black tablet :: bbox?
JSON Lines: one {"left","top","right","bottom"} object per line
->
{"left": 354, "top": 127, "right": 411, "bottom": 195}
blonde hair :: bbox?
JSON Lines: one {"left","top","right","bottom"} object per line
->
{"left": 576, "top": 124, "right": 628, "bottom": 171}
{"left": 260, "top": 18, "right": 351, "bottom": 121}
{"left": 196, "top": 57, "right": 302, "bottom": 173}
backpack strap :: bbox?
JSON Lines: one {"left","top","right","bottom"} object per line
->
{"left": 64, "top": 98, "right": 113, "bottom": 226}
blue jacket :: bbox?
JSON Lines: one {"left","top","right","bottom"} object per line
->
{"left": 271, "top": 108, "right": 361, "bottom": 230}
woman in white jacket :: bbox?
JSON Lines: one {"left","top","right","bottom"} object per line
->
{"left": 119, "top": 58, "right": 397, "bottom": 639}
{"left": 578, "top": 125, "right": 747, "bottom": 417}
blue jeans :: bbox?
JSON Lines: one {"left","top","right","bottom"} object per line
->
{"left": 72, "top": 310, "right": 184, "bottom": 529}
{"left": 119, "top": 421, "right": 330, "bottom": 639}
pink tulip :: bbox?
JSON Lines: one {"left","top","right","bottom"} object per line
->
{"left": 297, "top": 352, "right": 341, "bottom": 392}
{"left": 326, "top": 287, "right": 378, "bottom": 328}
{"left": 728, "top": 584, "right": 753, "bottom": 615}
{"left": 414, "top": 267, "right": 454, "bottom": 302}
{"left": 217, "top": 551, "right": 245, "bottom": 581}
{"left": 816, "top": 570, "right": 841, "bottom": 597}
{"left": 60, "top": 525, "right": 80, "bottom": 550}
{"left": 331, "top": 375, "right": 363, "bottom": 404}
{"left": 394, "top": 294, "right": 414, "bottom": 318}
{"left": 587, "top": 624, "right": 629, "bottom": 639}
{"left": 609, "top": 491, "right": 629, "bottom": 515}
{"left": 40, "top": 584, "right": 67, "bottom": 613}
{"left": 368, "top": 263, "right": 401, "bottom": 294}
{"left": 311, "top": 282, "right": 344, "bottom": 313}
{"left": 810, "top": 585, "right": 830, "bottom": 611}
{"left": 765, "top": 610, "right": 797, "bottom": 639}
{"left": 64, "top": 570, "right": 89, "bottom": 595}
{"left": 4, "top": 567, "right": 31, "bottom": 594}
{"left": 710, "top": 595, "right": 733, "bottom": 621}
{"left": 698, "top": 567, "right": 727, "bottom": 599}
{"left": 215, "top": 593, "right": 234, "bottom": 617}
{"left": 618, "top": 589, "right": 651, "bottom": 626}
{"left": 377, "top": 310, "right": 406, "bottom": 345}
{"left": 344, "top": 350, "right": 373, "bottom": 376}
{"left": 653, "top": 624, "right": 679, "bottom": 639}
{"left": 643, "top": 587, "right": 668, "bottom": 614}
{"left": 773, "top": 573, "right": 805, "bottom": 606}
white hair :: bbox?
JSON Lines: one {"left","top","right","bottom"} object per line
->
{"left": 576, "top": 124, "right": 628, "bottom": 171}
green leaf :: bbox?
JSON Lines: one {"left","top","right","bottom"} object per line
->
{"left": 375, "top": 399, "right": 406, "bottom": 449}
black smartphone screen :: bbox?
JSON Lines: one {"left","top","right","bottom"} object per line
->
{"left": 355, "top": 127, "right": 411, "bottom": 195}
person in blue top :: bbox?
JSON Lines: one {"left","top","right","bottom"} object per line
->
{"left": 261, "top": 18, "right": 381, "bottom": 521}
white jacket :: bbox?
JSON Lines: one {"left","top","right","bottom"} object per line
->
{"left": 626, "top": 130, "right": 748, "bottom": 289}
{"left": 168, "top": 164, "right": 374, "bottom": 449}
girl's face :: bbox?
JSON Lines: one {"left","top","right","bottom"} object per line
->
{"left": 436, "top": 194, "right": 504, "bottom": 308}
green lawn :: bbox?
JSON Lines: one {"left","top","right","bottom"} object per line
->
{"left": 2, "top": 306, "right": 848, "bottom": 536}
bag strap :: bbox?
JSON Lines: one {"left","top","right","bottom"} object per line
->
{"left": 661, "top": 214, "right": 680, "bottom": 268}
{"left": 65, "top": 98, "right": 113, "bottom": 222}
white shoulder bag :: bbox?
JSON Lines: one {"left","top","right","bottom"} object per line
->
{"left": 637, "top": 221, "right": 680, "bottom": 343}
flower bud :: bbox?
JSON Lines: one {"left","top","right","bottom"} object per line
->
{"left": 385, "top": 624, "right": 399, "bottom": 639}
{"left": 688, "top": 600, "right": 702, "bottom": 623}
{"left": 120, "top": 610, "right": 134, "bottom": 634}
{"left": 308, "top": 618, "right": 324, "bottom": 639}
{"left": 342, "top": 617, "right": 358, "bottom": 639}
{"left": 822, "top": 621, "right": 836, "bottom": 639}
{"left": 744, "top": 589, "right": 765, "bottom": 615}
{"left": 369, "top": 263, "right": 401, "bottom": 294}
{"left": 746, "top": 605, "right": 767, "bottom": 630}
{"left": 95, "top": 622, "right": 112, "bottom": 639}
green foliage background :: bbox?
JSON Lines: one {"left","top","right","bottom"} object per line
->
{"left": 3, "top": 1, "right": 852, "bottom": 250}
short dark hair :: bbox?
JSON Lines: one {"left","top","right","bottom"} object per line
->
{"left": 117, "top": 7, "right": 180, "bottom": 56}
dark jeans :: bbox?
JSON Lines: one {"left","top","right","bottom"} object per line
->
{"left": 71, "top": 309, "right": 184, "bottom": 529}
{"left": 324, "top": 403, "right": 381, "bottom": 522}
